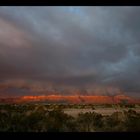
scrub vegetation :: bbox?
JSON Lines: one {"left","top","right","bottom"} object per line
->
{"left": 0, "top": 104, "right": 140, "bottom": 132}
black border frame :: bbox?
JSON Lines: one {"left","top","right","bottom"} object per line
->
{"left": 0, "top": 0, "right": 140, "bottom": 6}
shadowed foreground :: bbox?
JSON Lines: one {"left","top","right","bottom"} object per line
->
{"left": 0, "top": 104, "right": 140, "bottom": 132}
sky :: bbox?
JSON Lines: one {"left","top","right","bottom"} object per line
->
{"left": 0, "top": 6, "right": 140, "bottom": 97}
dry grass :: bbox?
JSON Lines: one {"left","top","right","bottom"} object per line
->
{"left": 64, "top": 108, "right": 140, "bottom": 117}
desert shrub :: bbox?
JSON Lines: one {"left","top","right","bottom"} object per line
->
{"left": 125, "top": 104, "right": 135, "bottom": 108}
{"left": 36, "top": 109, "right": 76, "bottom": 132}
{"left": 124, "top": 109, "right": 140, "bottom": 131}
{"left": 92, "top": 106, "right": 95, "bottom": 110}
{"left": 76, "top": 112, "right": 103, "bottom": 132}
{"left": 0, "top": 111, "right": 11, "bottom": 131}
{"left": 103, "top": 113, "right": 126, "bottom": 132}
{"left": 4, "top": 111, "right": 45, "bottom": 132}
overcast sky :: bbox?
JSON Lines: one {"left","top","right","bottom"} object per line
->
{"left": 0, "top": 6, "right": 140, "bottom": 97}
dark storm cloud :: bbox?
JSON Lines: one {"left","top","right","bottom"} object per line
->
{"left": 0, "top": 6, "right": 140, "bottom": 97}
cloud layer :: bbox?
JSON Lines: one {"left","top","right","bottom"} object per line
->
{"left": 0, "top": 7, "right": 140, "bottom": 97}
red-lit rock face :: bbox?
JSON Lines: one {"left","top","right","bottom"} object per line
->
{"left": 17, "top": 95, "right": 140, "bottom": 104}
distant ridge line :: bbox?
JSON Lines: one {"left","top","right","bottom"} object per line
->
{"left": 0, "top": 95, "right": 140, "bottom": 104}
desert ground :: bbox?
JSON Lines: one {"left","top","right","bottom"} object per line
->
{"left": 64, "top": 108, "right": 140, "bottom": 117}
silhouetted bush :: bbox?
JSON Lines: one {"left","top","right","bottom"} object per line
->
{"left": 124, "top": 109, "right": 140, "bottom": 131}
{"left": 76, "top": 112, "right": 103, "bottom": 132}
